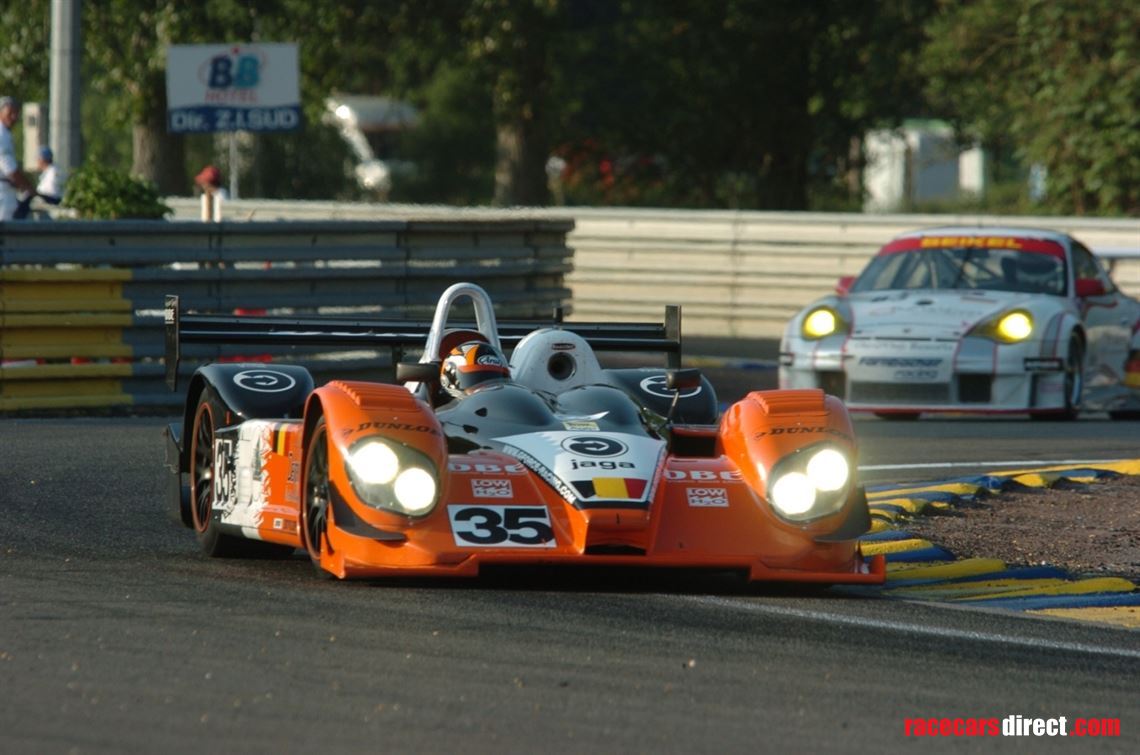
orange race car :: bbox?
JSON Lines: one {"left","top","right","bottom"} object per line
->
{"left": 163, "top": 283, "right": 884, "bottom": 584}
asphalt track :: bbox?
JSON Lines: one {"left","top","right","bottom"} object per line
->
{"left": 2, "top": 411, "right": 1138, "bottom": 753}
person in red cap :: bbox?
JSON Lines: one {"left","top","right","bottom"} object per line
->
{"left": 194, "top": 164, "right": 228, "bottom": 221}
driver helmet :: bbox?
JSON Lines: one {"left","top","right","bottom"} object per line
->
{"left": 440, "top": 341, "right": 510, "bottom": 399}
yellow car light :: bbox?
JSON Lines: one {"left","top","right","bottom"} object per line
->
{"left": 996, "top": 311, "right": 1033, "bottom": 342}
{"left": 803, "top": 308, "right": 840, "bottom": 339}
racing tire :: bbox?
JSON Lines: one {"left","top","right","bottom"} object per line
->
{"left": 301, "top": 416, "right": 336, "bottom": 579}
{"left": 874, "top": 413, "right": 920, "bottom": 421}
{"left": 1108, "top": 410, "right": 1140, "bottom": 420}
{"left": 189, "top": 388, "right": 294, "bottom": 559}
{"left": 1034, "top": 336, "right": 1083, "bottom": 422}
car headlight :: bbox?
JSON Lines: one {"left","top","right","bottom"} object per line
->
{"left": 971, "top": 309, "right": 1033, "bottom": 344}
{"left": 767, "top": 444, "right": 852, "bottom": 522}
{"left": 802, "top": 307, "right": 845, "bottom": 340}
{"left": 996, "top": 311, "right": 1032, "bottom": 342}
{"left": 393, "top": 467, "right": 437, "bottom": 515}
{"left": 345, "top": 438, "right": 440, "bottom": 517}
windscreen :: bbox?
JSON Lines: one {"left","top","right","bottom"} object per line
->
{"left": 851, "top": 242, "right": 1067, "bottom": 296}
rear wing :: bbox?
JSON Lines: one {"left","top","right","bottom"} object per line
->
{"left": 165, "top": 295, "right": 681, "bottom": 390}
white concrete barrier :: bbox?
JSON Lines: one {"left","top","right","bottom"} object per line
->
{"left": 164, "top": 199, "right": 1140, "bottom": 337}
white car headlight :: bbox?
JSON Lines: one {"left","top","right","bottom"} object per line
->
{"left": 767, "top": 444, "right": 853, "bottom": 522}
{"left": 393, "top": 467, "right": 437, "bottom": 515}
{"left": 770, "top": 472, "right": 816, "bottom": 517}
{"left": 347, "top": 441, "right": 399, "bottom": 485}
{"left": 806, "top": 448, "right": 849, "bottom": 492}
{"left": 344, "top": 437, "right": 440, "bottom": 517}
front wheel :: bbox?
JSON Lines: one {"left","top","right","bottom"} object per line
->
{"left": 1035, "top": 337, "right": 1083, "bottom": 421}
{"left": 301, "top": 416, "right": 336, "bottom": 578}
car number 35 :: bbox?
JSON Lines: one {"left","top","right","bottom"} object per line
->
{"left": 447, "top": 505, "right": 556, "bottom": 548}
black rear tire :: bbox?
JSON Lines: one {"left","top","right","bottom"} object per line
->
{"left": 189, "top": 388, "right": 294, "bottom": 558}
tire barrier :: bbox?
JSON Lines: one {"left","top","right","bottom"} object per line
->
{"left": 860, "top": 460, "right": 1140, "bottom": 628}
{"left": 0, "top": 219, "right": 573, "bottom": 412}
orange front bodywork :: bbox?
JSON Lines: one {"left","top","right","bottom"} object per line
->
{"left": 236, "top": 382, "right": 884, "bottom": 584}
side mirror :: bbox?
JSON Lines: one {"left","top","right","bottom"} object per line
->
{"left": 1075, "top": 278, "right": 1106, "bottom": 298}
{"left": 666, "top": 368, "right": 702, "bottom": 392}
{"left": 664, "top": 368, "right": 702, "bottom": 424}
{"left": 396, "top": 361, "right": 440, "bottom": 384}
{"left": 835, "top": 275, "right": 855, "bottom": 295}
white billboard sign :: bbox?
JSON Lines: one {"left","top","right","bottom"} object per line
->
{"left": 166, "top": 43, "right": 301, "bottom": 133}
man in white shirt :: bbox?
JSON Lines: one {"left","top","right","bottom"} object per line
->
{"left": 0, "top": 96, "right": 34, "bottom": 221}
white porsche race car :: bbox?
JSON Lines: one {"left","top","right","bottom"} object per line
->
{"left": 780, "top": 227, "right": 1140, "bottom": 419}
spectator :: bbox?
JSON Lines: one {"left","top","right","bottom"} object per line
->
{"left": 14, "top": 146, "right": 65, "bottom": 219}
{"left": 34, "top": 146, "right": 64, "bottom": 204}
{"left": 0, "top": 96, "right": 34, "bottom": 221}
{"left": 195, "top": 163, "right": 228, "bottom": 221}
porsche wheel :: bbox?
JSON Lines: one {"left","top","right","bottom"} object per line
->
{"left": 1036, "top": 337, "right": 1083, "bottom": 421}
{"left": 301, "top": 416, "right": 335, "bottom": 578}
{"left": 189, "top": 389, "right": 294, "bottom": 559}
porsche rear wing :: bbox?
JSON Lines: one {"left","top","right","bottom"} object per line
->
{"left": 165, "top": 295, "right": 681, "bottom": 390}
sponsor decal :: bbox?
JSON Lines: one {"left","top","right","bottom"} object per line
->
{"left": 496, "top": 431, "right": 664, "bottom": 507}
{"left": 448, "top": 460, "right": 527, "bottom": 475}
{"left": 561, "top": 436, "right": 628, "bottom": 457}
{"left": 752, "top": 426, "right": 852, "bottom": 441}
{"left": 233, "top": 369, "right": 296, "bottom": 393}
{"left": 686, "top": 487, "right": 729, "bottom": 507}
{"left": 552, "top": 342, "right": 576, "bottom": 351}
{"left": 639, "top": 374, "right": 702, "bottom": 399}
{"left": 498, "top": 447, "right": 579, "bottom": 503}
{"left": 342, "top": 421, "right": 440, "bottom": 438}
{"left": 472, "top": 479, "right": 514, "bottom": 499}
{"left": 893, "top": 369, "right": 939, "bottom": 381}
{"left": 448, "top": 505, "right": 556, "bottom": 548}
{"left": 1024, "top": 357, "right": 1064, "bottom": 372}
{"left": 562, "top": 419, "right": 599, "bottom": 431}
{"left": 570, "top": 459, "right": 635, "bottom": 471}
{"left": 919, "top": 236, "right": 1024, "bottom": 250}
{"left": 572, "top": 477, "right": 648, "bottom": 500}
{"left": 664, "top": 468, "right": 743, "bottom": 482}
{"left": 859, "top": 357, "right": 943, "bottom": 368}
{"left": 477, "top": 354, "right": 504, "bottom": 366}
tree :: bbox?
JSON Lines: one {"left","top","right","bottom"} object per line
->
{"left": 922, "top": 0, "right": 1140, "bottom": 215}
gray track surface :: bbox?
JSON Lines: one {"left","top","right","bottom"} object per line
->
{"left": 2, "top": 414, "right": 1139, "bottom": 754}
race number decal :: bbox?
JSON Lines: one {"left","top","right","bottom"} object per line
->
{"left": 447, "top": 505, "right": 556, "bottom": 548}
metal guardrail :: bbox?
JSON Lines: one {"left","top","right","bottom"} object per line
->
{"left": 0, "top": 219, "right": 573, "bottom": 412}
{"left": 162, "top": 200, "right": 1140, "bottom": 338}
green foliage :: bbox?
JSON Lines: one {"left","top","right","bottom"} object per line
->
{"left": 63, "top": 164, "right": 172, "bottom": 219}
{"left": 391, "top": 63, "right": 496, "bottom": 204}
{"left": 8, "top": 1, "right": 1136, "bottom": 214}
{"left": 922, "top": 0, "right": 1140, "bottom": 215}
